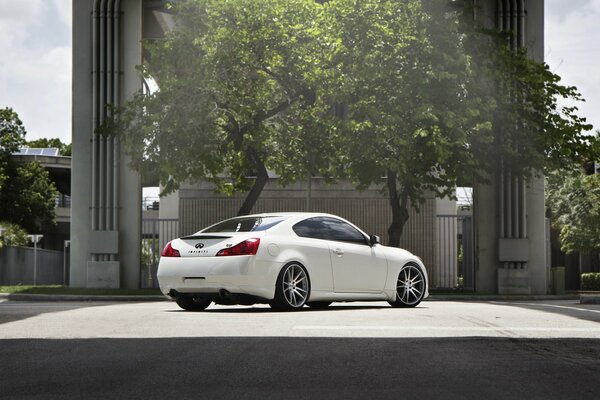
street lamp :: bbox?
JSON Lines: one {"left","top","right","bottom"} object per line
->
{"left": 27, "top": 234, "right": 44, "bottom": 285}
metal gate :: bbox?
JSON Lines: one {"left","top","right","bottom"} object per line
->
{"left": 435, "top": 215, "right": 474, "bottom": 291}
{"left": 141, "top": 218, "right": 179, "bottom": 288}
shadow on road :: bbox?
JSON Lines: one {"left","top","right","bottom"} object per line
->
{"left": 1, "top": 336, "right": 599, "bottom": 399}
{"left": 164, "top": 303, "right": 426, "bottom": 313}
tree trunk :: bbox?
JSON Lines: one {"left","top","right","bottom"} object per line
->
{"left": 387, "top": 170, "right": 410, "bottom": 247}
{"left": 237, "top": 147, "right": 269, "bottom": 216}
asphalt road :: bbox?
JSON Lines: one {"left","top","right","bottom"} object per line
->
{"left": 1, "top": 300, "right": 600, "bottom": 399}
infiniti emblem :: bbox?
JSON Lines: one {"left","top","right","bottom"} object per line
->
{"left": 195, "top": 243, "right": 205, "bottom": 249}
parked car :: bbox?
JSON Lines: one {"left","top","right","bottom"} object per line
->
{"left": 158, "top": 212, "right": 429, "bottom": 311}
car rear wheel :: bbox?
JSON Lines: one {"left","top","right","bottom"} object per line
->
{"left": 389, "top": 263, "right": 425, "bottom": 308}
{"left": 270, "top": 262, "right": 310, "bottom": 311}
{"left": 176, "top": 296, "right": 212, "bottom": 311}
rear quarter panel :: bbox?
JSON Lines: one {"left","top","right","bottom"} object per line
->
{"left": 258, "top": 235, "right": 334, "bottom": 293}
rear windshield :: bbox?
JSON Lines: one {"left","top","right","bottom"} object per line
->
{"left": 202, "top": 216, "right": 287, "bottom": 233}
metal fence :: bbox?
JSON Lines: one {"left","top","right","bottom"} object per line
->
{"left": 0, "top": 246, "right": 65, "bottom": 285}
{"left": 141, "top": 218, "right": 179, "bottom": 288}
{"left": 435, "top": 215, "right": 474, "bottom": 290}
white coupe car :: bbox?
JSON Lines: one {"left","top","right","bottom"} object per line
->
{"left": 158, "top": 212, "right": 429, "bottom": 311}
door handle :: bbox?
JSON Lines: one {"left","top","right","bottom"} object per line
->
{"left": 333, "top": 248, "right": 344, "bottom": 256}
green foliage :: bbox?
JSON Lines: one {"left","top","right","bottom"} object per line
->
{"left": 112, "top": 0, "right": 598, "bottom": 241}
{"left": 581, "top": 273, "right": 600, "bottom": 291}
{"left": 141, "top": 239, "right": 159, "bottom": 269}
{"left": 0, "top": 108, "right": 58, "bottom": 233}
{"left": 26, "top": 137, "right": 71, "bottom": 156}
{"left": 546, "top": 168, "right": 600, "bottom": 254}
{"left": 322, "top": 0, "right": 477, "bottom": 244}
{"left": 340, "top": 0, "right": 472, "bottom": 188}
{"left": 463, "top": 26, "right": 599, "bottom": 177}
{"left": 0, "top": 222, "right": 28, "bottom": 247}
{"left": 114, "top": 0, "right": 339, "bottom": 214}
{"left": 0, "top": 108, "right": 26, "bottom": 154}
{"left": 0, "top": 107, "right": 27, "bottom": 191}
{"left": 0, "top": 161, "right": 58, "bottom": 232}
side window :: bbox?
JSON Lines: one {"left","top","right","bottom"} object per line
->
{"left": 292, "top": 218, "right": 328, "bottom": 240}
{"left": 320, "top": 217, "right": 367, "bottom": 244}
{"left": 293, "top": 217, "right": 367, "bottom": 244}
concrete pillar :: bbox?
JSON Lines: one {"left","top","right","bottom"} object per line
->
{"left": 71, "top": 0, "right": 142, "bottom": 289}
{"left": 474, "top": 0, "right": 547, "bottom": 294}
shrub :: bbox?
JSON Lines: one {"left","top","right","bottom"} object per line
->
{"left": 0, "top": 222, "right": 28, "bottom": 247}
{"left": 581, "top": 273, "right": 600, "bottom": 291}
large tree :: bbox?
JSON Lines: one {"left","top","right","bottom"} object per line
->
{"left": 113, "top": 0, "right": 599, "bottom": 245}
{"left": 546, "top": 165, "right": 600, "bottom": 255}
{"left": 323, "top": 0, "right": 478, "bottom": 246}
{"left": 115, "top": 0, "right": 340, "bottom": 215}
{"left": 0, "top": 107, "right": 58, "bottom": 233}
{"left": 462, "top": 24, "right": 599, "bottom": 178}
{"left": 0, "top": 108, "right": 26, "bottom": 192}
{"left": 326, "top": 0, "right": 599, "bottom": 246}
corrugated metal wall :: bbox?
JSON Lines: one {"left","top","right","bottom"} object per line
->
{"left": 0, "top": 246, "right": 65, "bottom": 285}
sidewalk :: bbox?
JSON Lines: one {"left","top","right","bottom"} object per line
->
{"left": 2, "top": 291, "right": 597, "bottom": 303}
{"left": 0, "top": 292, "right": 166, "bottom": 302}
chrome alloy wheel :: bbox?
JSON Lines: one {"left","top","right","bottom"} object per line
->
{"left": 282, "top": 263, "right": 309, "bottom": 307}
{"left": 396, "top": 264, "right": 425, "bottom": 306}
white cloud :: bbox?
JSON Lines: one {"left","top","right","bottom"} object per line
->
{"left": 0, "top": 0, "right": 44, "bottom": 23}
{"left": 0, "top": 1, "right": 71, "bottom": 143}
{"left": 52, "top": 0, "right": 72, "bottom": 26}
{"left": 546, "top": 0, "right": 600, "bottom": 132}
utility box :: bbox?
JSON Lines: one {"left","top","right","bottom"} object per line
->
{"left": 551, "top": 266, "right": 566, "bottom": 295}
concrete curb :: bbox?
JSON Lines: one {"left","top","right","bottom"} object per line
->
{"left": 580, "top": 294, "right": 600, "bottom": 304}
{"left": 0, "top": 293, "right": 166, "bottom": 302}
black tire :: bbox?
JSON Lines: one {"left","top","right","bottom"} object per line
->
{"left": 269, "top": 262, "right": 310, "bottom": 311}
{"left": 307, "top": 301, "right": 332, "bottom": 309}
{"left": 176, "top": 296, "right": 212, "bottom": 311}
{"left": 388, "top": 263, "right": 426, "bottom": 308}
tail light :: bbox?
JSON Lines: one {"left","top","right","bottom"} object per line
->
{"left": 161, "top": 241, "right": 180, "bottom": 257}
{"left": 216, "top": 238, "right": 260, "bottom": 256}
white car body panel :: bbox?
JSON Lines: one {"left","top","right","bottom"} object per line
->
{"left": 329, "top": 241, "right": 388, "bottom": 293}
{"left": 157, "top": 212, "right": 429, "bottom": 306}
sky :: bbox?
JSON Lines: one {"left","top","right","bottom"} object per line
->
{"left": 0, "top": 0, "right": 598, "bottom": 145}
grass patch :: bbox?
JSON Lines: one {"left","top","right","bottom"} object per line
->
{"left": 0, "top": 285, "right": 162, "bottom": 296}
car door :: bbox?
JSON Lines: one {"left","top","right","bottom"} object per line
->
{"left": 319, "top": 217, "right": 388, "bottom": 293}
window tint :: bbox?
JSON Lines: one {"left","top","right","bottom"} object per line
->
{"left": 202, "top": 216, "right": 287, "bottom": 233}
{"left": 293, "top": 217, "right": 367, "bottom": 244}
{"left": 292, "top": 218, "right": 327, "bottom": 240}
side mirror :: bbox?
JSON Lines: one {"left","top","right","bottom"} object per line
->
{"left": 369, "top": 235, "right": 380, "bottom": 246}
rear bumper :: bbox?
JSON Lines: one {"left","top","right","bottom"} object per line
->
{"left": 157, "top": 255, "right": 281, "bottom": 300}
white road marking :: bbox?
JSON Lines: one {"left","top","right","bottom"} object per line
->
{"left": 492, "top": 301, "right": 600, "bottom": 315}
{"left": 293, "top": 326, "right": 600, "bottom": 332}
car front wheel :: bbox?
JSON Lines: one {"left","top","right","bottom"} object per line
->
{"left": 389, "top": 263, "right": 426, "bottom": 308}
{"left": 270, "top": 262, "right": 310, "bottom": 311}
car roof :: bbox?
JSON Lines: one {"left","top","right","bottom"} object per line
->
{"left": 230, "top": 212, "right": 338, "bottom": 219}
